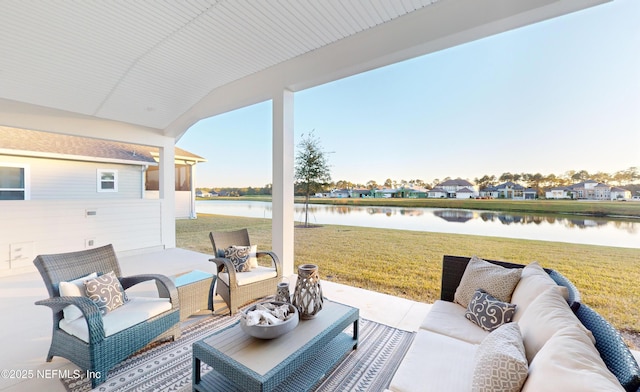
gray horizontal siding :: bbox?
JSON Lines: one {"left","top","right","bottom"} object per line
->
{"left": 1, "top": 155, "right": 143, "bottom": 199}
{"left": 0, "top": 199, "right": 162, "bottom": 272}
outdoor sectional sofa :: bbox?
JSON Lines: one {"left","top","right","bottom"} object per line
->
{"left": 387, "top": 255, "right": 640, "bottom": 392}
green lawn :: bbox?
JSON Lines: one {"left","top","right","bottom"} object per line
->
{"left": 177, "top": 214, "right": 640, "bottom": 336}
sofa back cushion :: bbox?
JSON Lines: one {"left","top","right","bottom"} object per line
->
{"left": 518, "top": 287, "right": 594, "bottom": 363}
{"left": 454, "top": 256, "right": 522, "bottom": 308}
{"left": 521, "top": 326, "right": 625, "bottom": 392}
{"left": 510, "top": 261, "right": 569, "bottom": 322}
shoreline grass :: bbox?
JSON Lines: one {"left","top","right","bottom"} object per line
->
{"left": 177, "top": 214, "right": 640, "bottom": 336}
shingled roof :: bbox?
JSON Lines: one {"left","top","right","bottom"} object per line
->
{"left": 438, "top": 178, "right": 475, "bottom": 187}
{"left": 0, "top": 126, "right": 205, "bottom": 164}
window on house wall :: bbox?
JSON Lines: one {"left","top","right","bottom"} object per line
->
{"left": 145, "top": 164, "right": 191, "bottom": 191}
{"left": 97, "top": 169, "right": 118, "bottom": 192}
{"left": 0, "top": 164, "right": 29, "bottom": 200}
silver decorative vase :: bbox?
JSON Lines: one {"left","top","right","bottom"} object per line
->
{"left": 292, "top": 264, "right": 323, "bottom": 319}
{"left": 275, "top": 282, "right": 291, "bottom": 303}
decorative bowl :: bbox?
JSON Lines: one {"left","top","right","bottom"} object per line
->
{"left": 240, "top": 301, "right": 299, "bottom": 339}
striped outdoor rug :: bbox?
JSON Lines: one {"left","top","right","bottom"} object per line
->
{"left": 62, "top": 310, "right": 415, "bottom": 392}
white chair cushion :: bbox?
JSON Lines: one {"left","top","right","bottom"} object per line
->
{"left": 59, "top": 297, "right": 172, "bottom": 343}
{"left": 59, "top": 272, "right": 98, "bottom": 322}
{"left": 388, "top": 329, "right": 478, "bottom": 392}
{"left": 420, "top": 300, "right": 489, "bottom": 344}
{"left": 219, "top": 266, "right": 277, "bottom": 286}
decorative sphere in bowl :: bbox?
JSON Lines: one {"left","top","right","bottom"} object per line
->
{"left": 240, "top": 301, "right": 299, "bottom": 339}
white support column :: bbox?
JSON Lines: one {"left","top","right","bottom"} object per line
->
{"left": 159, "top": 138, "right": 176, "bottom": 248}
{"left": 272, "top": 89, "right": 295, "bottom": 276}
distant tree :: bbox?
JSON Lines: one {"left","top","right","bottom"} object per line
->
{"left": 336, "top": 180, "right": 354, "bottom": 189}
{"left": 592, "top": 171, "right": 611, "bottom": 184}
{"left": 512, "top": 173, "right": 522, "bottom": 184}
{"left": 295, "top": 131, "right": 332, "bottom": 227}
{"left": 499, "top": 172, "right": 514, "bottom": 182}
{"left": 530, "top": 173, "right": 543, "bottom": 190}
{"left": 384, "top": 178, "right": 393, "bottom": 188}
{"left": 475, "top": 175, "right": 494, "bottom": 189}
{"left": 572, "top": 170, "right": 590, "bottom": 182}
{"left": 366, "top": 180, "right": 378, "bottom": 189}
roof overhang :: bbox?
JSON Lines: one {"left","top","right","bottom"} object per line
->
{"left": 0, "top": 0, "right": 610, "bottom": 144}
{"left": 0, "top": 148, "right": 158, "bottom": 167}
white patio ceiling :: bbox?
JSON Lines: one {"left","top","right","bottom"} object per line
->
{"left": 0, "top": 0, "right": 608, "bottom": 143}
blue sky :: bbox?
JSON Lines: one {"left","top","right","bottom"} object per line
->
{"left": 178, "top": 0, "right": 639, "bottom": 188}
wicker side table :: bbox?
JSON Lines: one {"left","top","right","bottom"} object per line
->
{"left": 161, "top": 270, "right": 215, "bottom": 321}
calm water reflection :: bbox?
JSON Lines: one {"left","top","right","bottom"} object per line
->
{"left": 196, "top": 200, "right": 640, "bottom": 249}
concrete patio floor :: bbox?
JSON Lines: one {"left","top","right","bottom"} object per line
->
{"left": 0, "top": 248, "right": 431, "bottom": 392}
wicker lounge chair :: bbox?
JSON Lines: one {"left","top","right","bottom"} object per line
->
{"left": 209, "top": 229, "right": 282, "bottom": 315}
{"left": 33, "top": 244, "right": 180, "bottom": 387}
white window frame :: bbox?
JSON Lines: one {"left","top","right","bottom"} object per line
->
{"left": 97, "top": 169, "right": 118, "bottom": 192}
{"left": 0, "top": 163, "right": 30, "bottom": 200}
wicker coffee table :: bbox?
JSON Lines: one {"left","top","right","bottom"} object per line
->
{"left": 192, "top": 299, "right": 359, "bottom": 392}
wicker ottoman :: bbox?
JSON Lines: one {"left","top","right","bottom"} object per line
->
{"left": 168, "top": 270, "right": 215, "bottom": 321}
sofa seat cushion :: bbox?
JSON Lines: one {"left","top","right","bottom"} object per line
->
{"left": 420, "top": 300, "right": 489, "bottom": 344}
{"left": 388, "top": 329, "right": 478, "bottom": 392}
{"left": 59, "top": 297, "right": 172, "bottom": 343}
{"left": 218, "top": 266, "right": 277, "bottom": 286}
{"left": 522, "top": 327, "right": 625, "bottom": 391}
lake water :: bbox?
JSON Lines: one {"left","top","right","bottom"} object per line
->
{"left": 196, "top": 200, "right": 640, "bottom": 249}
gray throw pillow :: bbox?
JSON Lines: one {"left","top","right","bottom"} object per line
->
{"left": 84, "top": 271, "right": 128, "bottom": 315}
{"left": 224, "top": 245, "right": 251, "bottom": 272}
{"left": 465, "top": 289, "right": 517, "bottom": 332}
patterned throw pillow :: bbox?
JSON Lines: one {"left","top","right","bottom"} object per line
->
{"left": 454, "top": 256, "right": 522, "bottom": 308}
{"left": 84, "top": 271, "right": 128, "bottom": 315}
{"left": 224, "top": 245, "right": 251, "bottom": 272}
{"left": 472, "top": 322, "right": 528, "bottom": 392}
{"left": 465, "top": 289, "right": 517, "bottom": 332}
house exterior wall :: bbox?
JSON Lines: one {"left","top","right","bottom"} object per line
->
{"left": 0, "top": 199, "right": 162, "bottom": 274}
{"left": 428, "top": 191, "right": 447, "bottom": 198}
{"left": 546, "top": 189, "right": 571, "bottom": 199}
{"left": 455, "top": 191, "right": 473, "bottom": 199}
{"left": 1, "top": 155, "right": 143, "bottom": 199}
{"left": 145, "top": 190, "right": 193, "bottom": 219}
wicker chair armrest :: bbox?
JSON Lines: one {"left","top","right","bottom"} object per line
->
{"left": 256, "top": 250, "right": 281, "bottom": 274}
{"left": 120, "top": 274, "right": 179, "bottom": 305}
{"left": 209, "top": 257, "right": 238, "bottom": 285}
{"left": 35, "top": 296, "right": 105, "bottom": 342}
